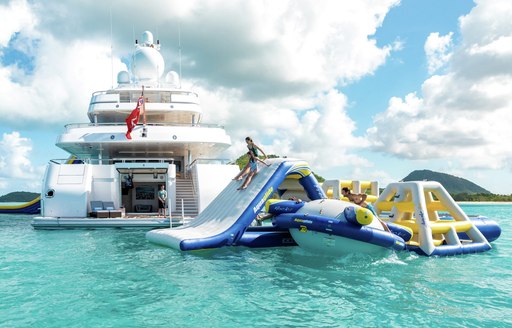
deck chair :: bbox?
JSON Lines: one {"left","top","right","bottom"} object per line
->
{"left": 90, "top": 201, "right": 109, "bottom": 218}
{"left": 104, "top": 201, "right": 123, "bottom": 218}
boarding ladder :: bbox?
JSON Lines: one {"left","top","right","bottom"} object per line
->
{"left": 175, "top": 178, "right": 199, "bottom": 219}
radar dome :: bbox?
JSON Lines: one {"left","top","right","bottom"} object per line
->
{"left": 117, "top": 70, "right": 130, "bottom": 84}
{"left": 142, "top": 31, "right": 154, "bottom": 46}
{"left": 165, "top": 71, "right": 180, "bottom": 87}
{"left": 131, "top": 47, "right": 165, "bottom": 81}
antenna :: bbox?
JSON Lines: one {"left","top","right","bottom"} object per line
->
{"left": 110, "top": 6, "right": 113, "bottom": 88}
{"left": 178, "top": 23, "right": 182, "bottom": 89}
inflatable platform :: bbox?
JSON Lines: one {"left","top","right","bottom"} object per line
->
{"left": 147, "top": 159, "right": 501, "bottom": 257}
{"left": 0, "top": 196, "right": 41, "bottom": 214}
{"left": 375, "top": 181, "right": 501, "bottom": 256}
{"left": 269, "top": 198, "right": 407, "bottom": 256}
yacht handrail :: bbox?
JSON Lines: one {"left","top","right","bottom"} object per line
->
{"left": 91, "top": 89, "right": 199, "bottom": 98}
{"left": 49, "top": 158, "right": 174, "bottom": 165}
{"left": 187, "top": 158, "right": 232, "bottom": 168}
{"left": 189, "top": 165, "right": 198, "bottom": 197}
{"left": 186, "top": 158, "right": 232, "bottom": 204}
{"left": 112, "top": 157, "right": 174, "bottom": 163}
{"left": 64, "top": 122, "right": 225, "bottom": 130}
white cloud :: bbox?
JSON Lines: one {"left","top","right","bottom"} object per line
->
{"left": 0, "top": 131, "right": 33, "bottom": 178}
{"left": 0, "top": 0, "right": 399, "bottom": 192}
{"left": 0, "top": 34, "right": 127, "bottom": 127}
{"left": 367, "top": 0, "right": 512, "bottom": 171}
{"left": 425, "top": 32, "right": 453, "bottom": 74}
{"left": 168, "top": 0, "right": 400, "bottom": 99}
{"left": 199, "top": 85, "right": 370, "bottom": 171}
{"left": 0, "top": 0, "right": 37, "bottom": 47}
{"left": 1, "top": 0, "right": 398, "bottom": 124}
{"left": 0, "top": 132, "right": 43, "bottom": 194}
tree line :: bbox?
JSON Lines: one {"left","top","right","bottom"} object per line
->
{"left": 452, "top": 193, "right": 512, "bottom": 202}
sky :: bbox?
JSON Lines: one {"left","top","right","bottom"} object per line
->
{"left": 1, "top": 0, "right": 512, "bottom": 195}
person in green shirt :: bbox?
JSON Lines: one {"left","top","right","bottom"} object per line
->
{"left": 233, "top": 137, "right": 270, "bottom": 190}
{"left": 158, "top": 185, "right": 168, "bottom": 217}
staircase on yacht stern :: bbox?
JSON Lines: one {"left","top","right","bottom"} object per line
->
{"left": 175, "top": 178, "right": 199, "bottom": 218}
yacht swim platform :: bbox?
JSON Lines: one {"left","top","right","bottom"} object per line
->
{"left": 31, "top": 215, "right": 192, "bottom": 230}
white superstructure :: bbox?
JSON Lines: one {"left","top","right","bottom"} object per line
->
{"left": 33, "top": 31, "right": 239, "bottom": 229}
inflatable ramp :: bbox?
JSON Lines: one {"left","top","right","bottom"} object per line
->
{"left": 146, "top": 159, "right": 325, "bottom": 250}
{"left": 0, "top": 196, "right": 41, "bottom": 214}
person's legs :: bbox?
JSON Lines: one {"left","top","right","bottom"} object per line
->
{"left": 238, "top": 171, "right": 256, "bottom": 190}
{"left": 233, "top": 162, "right": 250, "bottom": 180}
{"left": 365, "top": 203, "right": 377, "bottom": 216}
{"left": 238, "top": 161, "right": 258, "bottom": 190}
{"left": 365, "top": 203, "right": 390, "bottom": 232}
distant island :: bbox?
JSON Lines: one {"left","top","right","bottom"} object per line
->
{"left": 0, "top": 191, "right": 40, "bottom": 202}
{"left": 402, "top": 170, "right": 512, "bottom": 201}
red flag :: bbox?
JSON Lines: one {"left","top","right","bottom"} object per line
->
{"left": 125, "top": 97, "right": 144, "bottom": 139}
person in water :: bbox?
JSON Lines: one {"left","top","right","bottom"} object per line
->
{"left": 341, "top": 187, "right": 390, "bottom": 232}
{"left": 234, "top": 137, "right": 270, "bottom": 190}
{"left": 341, "top": 187, "right": 376, "bottom": 214}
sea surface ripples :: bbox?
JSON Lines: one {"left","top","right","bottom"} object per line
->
{"left": 0, "top": 204, "right": 511, "bottom": 327}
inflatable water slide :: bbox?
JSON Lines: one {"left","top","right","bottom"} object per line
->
{"left": 146, "top": 159, "right": 325, "bottom": 250}
{"left": 0, "top": 196, "right": 41, "bottom": 214}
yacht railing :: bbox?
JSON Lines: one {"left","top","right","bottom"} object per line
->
{"left": 90, "top": 89, "right": 199, "bottom": 104}
{"left": 112, "top": 157, "right": 173, "bottom": 164}
{"left": 64, "top": 122, "right": 225, "bottom": 131}
{"left": 49, "top": 158, "right": 173, "bottom": 165}
{"left": 187, "top": 158, "right": 232, "bottom": 168}
{"left": 186, "top": 158, "right": 232, "bottom": 211}
{"left": 188, "top": 165, "right": 198, "bottom": 198}
{"left": 92, "top": 89, "right": 199, "bottom": 97}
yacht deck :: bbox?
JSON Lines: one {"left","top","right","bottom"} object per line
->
{"left": 31, "top": 215, "right": 192, "bottom": 230}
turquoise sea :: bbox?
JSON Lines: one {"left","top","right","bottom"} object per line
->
{"left": 1, "top": 204, "right": 511, "bottom": 328}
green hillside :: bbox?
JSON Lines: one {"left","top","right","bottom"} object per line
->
{"left": 0, "top": 191, "right": 40, "bottom": 202}
{"left": 402, "top": 170, "right": 491, "bottom": 195}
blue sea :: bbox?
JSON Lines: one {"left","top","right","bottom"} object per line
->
{"left": 1, "top": 204, "right": 511, "bottom": 328}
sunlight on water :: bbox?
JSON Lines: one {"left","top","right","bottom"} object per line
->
{"left": 0, "top": 204, "right": 511, "bottom": 327}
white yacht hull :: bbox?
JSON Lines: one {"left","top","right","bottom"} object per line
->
{"left": 35, "top": 30, "right": 238, "bottom": 230}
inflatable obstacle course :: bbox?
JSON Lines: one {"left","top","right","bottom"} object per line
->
{"left": 322, "top": 179, "right": 379, "bottom": 203}
{"left": 147, "top": 160, "right": 501, "bottom": 257}
{"left": 375, "top": 181, "right": 494, "bottom": 256}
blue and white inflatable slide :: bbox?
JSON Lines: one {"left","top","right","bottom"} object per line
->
{"left": 146, "top": 159, "right": 325, "bottom": 250}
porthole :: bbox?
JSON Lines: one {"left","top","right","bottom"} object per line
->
{"left": 45, "top": 189, "right": 55, "bottom": 198}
